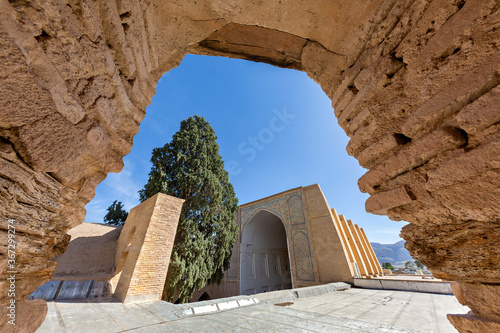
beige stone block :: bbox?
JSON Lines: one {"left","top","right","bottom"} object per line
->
{"left": 451, "top": 282, "right": 500, "bottom": 322}
{"left": 304, "top": 185, "right": 353, "bottom": 283}
{"left": 338, "top": 215, "right": 367, "bottom": 277}
{"left": 448, "top": 313, "right": 500, "bottom": 333}
{"left": 113, "top": 193, "right": 184, "bottom": 303}
{"left": 365, "top": 186, "right": 415, "bottom": 215}
{"left": 360, "top": 228, "right": 383, "bottom": 275}
{"left": 358, "top": 128, "right": 467, "bottom": 193}
{"left": 348, "top": 221, "right": 373, "bottom": 276}
{"left": 0, "top": 299, "right": 47, "bottom": 333}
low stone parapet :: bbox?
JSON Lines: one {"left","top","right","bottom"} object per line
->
{"left": 254, "top": 282, "right": 352, "bottom": 304}
{"left": 181, "top": 282, "right": 352, "bottom": 317}
{"left": 354, "top": 277, "right": 453, "bottom": 294}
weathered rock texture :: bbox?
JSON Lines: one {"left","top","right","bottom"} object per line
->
{"left": 0, "top": 299, "right": 47, "bottom": 333}
{"left": 0, "top": 0, "right": 498, "bottom": 332}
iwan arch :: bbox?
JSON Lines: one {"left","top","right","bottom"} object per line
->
{"left": 0, "top": 1, "right": 498, "bottom": 332}
{"left": 195, "top": 185, "right": 383, "bottom": 300}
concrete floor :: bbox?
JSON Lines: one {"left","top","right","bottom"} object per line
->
{"left": 37, "top": 287, "right": 468, "bottom": 332}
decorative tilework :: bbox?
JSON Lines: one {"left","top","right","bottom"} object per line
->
{"left": 287, "top": 193, "right": 306, "bottom": 225}
{"left": 240, "top": 196, "right": 288, "bottom": 230}
{"left": 238, "top": 189, "right": 318, "bottom": 286}
{"left": 227, "top": 240, "right": 239, "bottom": 279}
{"left": 291, "top": 229, "right": 315, "bottom": 281}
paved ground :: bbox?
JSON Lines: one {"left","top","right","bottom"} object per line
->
{"left": 37, "top": 287, "right": 468, "bottom": 332}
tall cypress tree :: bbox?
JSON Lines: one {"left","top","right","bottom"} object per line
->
{"left": 139, "top": 115, "right": 239, "bottom": 303}
{"left": 103, "top": 200, "right": 128, "bottom": 226}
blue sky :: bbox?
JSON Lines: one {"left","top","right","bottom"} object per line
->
{"left": 84, "top": 54, "right": 407, "bottom": 244}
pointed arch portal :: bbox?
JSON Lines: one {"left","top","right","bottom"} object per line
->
{"left": 240, "top": 210, "right": 292, "bottom": 295}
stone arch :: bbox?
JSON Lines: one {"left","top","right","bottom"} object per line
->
{"left": 0, "top": 1, "right": 498, "bottom": 331}
{"left": 242, "top": 208, "right": 288, "bottom": 233}
{"left": 240, "top": 210, "right": 293, "bottom": 295}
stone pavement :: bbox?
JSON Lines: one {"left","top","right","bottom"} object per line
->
{"left": 37, "top": 284, "right": 469, "bottom": 332}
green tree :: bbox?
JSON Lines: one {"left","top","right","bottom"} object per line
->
{"left": 382, "top": 262, "right": 394, "bottom": 270}
{"left": 104, "top": 200, "right": 128, "bottom": 226}
{"left": 414, "top": 259, "right": 424, "bottom": 270}
{"left": 139, "top": 115, "right": 239, "bottom": 303}
{"left": 405, "top": 260, "right": 416, "bottom": 270}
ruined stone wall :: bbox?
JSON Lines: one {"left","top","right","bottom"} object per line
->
{"left": 0, "top": 0, "right": 498, "bottom": 331}
{"left": 52, "top": 222, "right": 122, "bottom": 281}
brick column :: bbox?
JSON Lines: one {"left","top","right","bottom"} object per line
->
{"left": 348, "top": 220, "right": 375, "bottom": 276}
{"left": 331, "top": 209, "right": 357, "bottom": 277}
{"left": 338, "top": 215, "right": 368, "bottom": 277}
{"left": 359, "top": 228, "right": 383, "bottom": 275}
{"left": 111, "top": 193, "right": 184, "bottom": 303}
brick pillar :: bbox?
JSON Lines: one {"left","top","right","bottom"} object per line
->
{"left": 338, "top": 215, "right": 368, "bottom": 276}
{"left": 352, "top": 224, "right": 376, "bottom": 276}
{"left": 111, "top": 193, "right": 184, "bottom": 303}
{"left": 359, "top": 227, "right": 383, "bottom": 275}
{"left": 348, "top": 220, "right": 374, "bottom": 276}
{"left": 331, "top": 209, "right": 357, "bottom": 277}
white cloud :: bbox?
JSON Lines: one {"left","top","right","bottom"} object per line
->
{"left": 84, "top": 199, "right": 108, "bottom": 223}
{"left": 84, "top": 160, "right": 142, "bottom": 223}
{"left": 371, "top": 228, "right": 404, "bottom": 236}
{"left": 104, "top": 161, "right": 141, "bottom": 211}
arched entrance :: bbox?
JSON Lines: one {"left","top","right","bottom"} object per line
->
{"left": 240, "top": 210, "right": 292, "bottom": 295}
{"left": 0, "top": 1, "right": 498, "bottom": 331}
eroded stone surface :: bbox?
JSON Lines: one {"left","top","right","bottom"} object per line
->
{"left": 0, "top": 299, "right": 47, "bottom": 333}
{"left": 450, "top": 282, "right": 500, "bottom": 322}
{"left": 0, "top": 0, "right": 499, "bottom": 332}
{"left": 448, "top": 313, "right": 500, "bottom": 333}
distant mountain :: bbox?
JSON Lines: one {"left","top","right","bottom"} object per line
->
{"left": 370, "top": 240, "right": 413, "bottom": 268}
